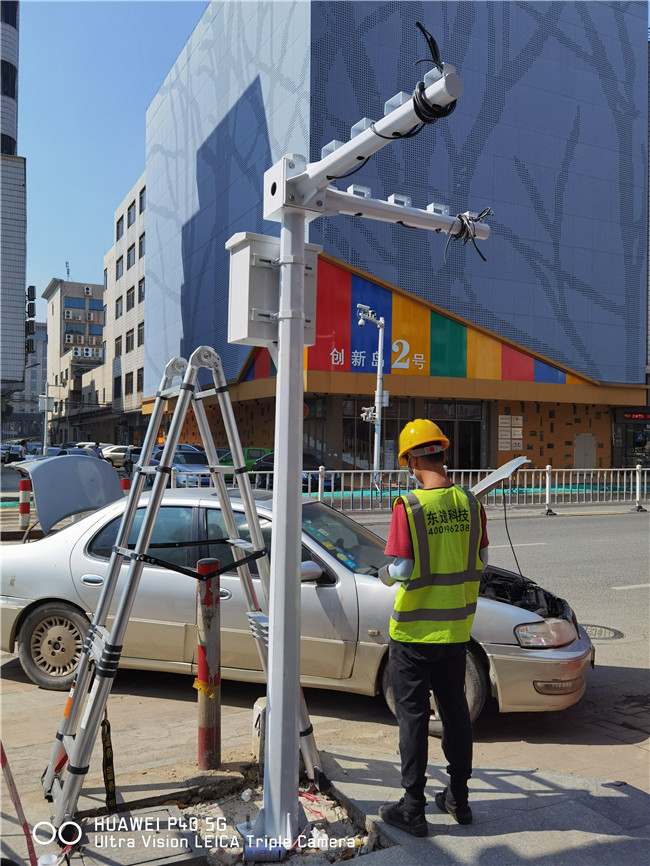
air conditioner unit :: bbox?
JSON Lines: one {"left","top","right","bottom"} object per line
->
{"left": 94, "top": 348, "right": 103, "bottom": 359}
{"left": 84, "top": 286, "right": 93, "bottom": 296}
{"left": 76, "top": 335, "right": 83, "bottom": 344}
{"left": 65, "top": 334, "right": 73, "bottom": 344}
{"left": 74, "top": 313, "right": 82, "bottom": 321}
{"left": 73, "top": 347, "right": 81, "bottom": 357}
{"left": 83, "top": 347, "right": 92, "bottom": 358}
{"left": 86, "top": 312, "right": 94, "bottom": 322}
{"left": 87, "top": 336, "right": 95, "bottom": 346}
{"left": 64, "top": 310, "right": 72, "bottom": 320}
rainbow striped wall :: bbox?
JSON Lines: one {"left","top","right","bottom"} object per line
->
{"left": 243, "top": 258, "right": 584, "bottom": 386}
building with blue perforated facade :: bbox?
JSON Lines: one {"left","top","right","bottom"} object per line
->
{"left": 144, "top": 1, "right": 648, "bottom": 469}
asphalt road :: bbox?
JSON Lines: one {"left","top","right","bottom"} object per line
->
{"left": 1, "top": 508, "right": 648, "bottom": 865}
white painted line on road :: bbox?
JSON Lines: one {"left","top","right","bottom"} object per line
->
{"left": 610, "top": 583, "right": 650, "bottom": 591}
{"left": 489, "top": 543, "right": 547, "bottom": 548}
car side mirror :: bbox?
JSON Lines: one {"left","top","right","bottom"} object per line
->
{"left": 300, "top": 560, "right": 324, "bottom": 582}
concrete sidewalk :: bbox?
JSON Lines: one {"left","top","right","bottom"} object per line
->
{"left": 322, "top": 746, "right": 650, "bottom": 866}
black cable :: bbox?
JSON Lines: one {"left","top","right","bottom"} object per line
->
{"left": 502, "top": 485, "right": 524, "bottom": 578}
{"left": 326, "top": 155, "right": 373, "bottom": 182}
{"left": 444, "top": 207, "right": 493, "bottom": 264}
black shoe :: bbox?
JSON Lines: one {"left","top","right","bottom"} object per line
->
{"left": 379, "top": 799, "right": 428, "bottom": 837}
{"left": 435, "top": 787, "right": 473, "bottom": 825}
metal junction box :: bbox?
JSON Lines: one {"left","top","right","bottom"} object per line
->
{"left": 226, "top": 231, "right": 321, "bottom": 347}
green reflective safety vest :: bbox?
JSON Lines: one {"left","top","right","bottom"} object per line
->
{"left": 389, "top": 486, "right": 484, "bottom": 644}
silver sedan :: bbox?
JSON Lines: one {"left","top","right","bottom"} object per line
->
{"left": 0, "top": 489, "right": 594, "bottom": 735}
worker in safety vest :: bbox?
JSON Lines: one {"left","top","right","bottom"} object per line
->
{"left": 378, "top": 419, "right": 488, "bottom": 837}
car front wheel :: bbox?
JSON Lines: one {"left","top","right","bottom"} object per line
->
{"left": 17, "top": 603, "right": 90, "bottom": 690}
{"left": 381, "top": 643, "right": 489, "bottom": 738}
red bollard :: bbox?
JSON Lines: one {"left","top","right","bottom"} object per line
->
{"left": 195, "top": 558, "right": 221, "bottom": 769}
{"left": 120, "top": 477, "right": 131, "bottom": 494}
{"left": 18, "top": 479, "right": 31, "bottom": 531}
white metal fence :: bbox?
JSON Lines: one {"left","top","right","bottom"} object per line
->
{"left": 241, "top": 464, "right": 650, "bottom": 512}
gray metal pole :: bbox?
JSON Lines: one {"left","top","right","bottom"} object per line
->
{"left": 263, "top": 209, "right": 305, "bottom": 843}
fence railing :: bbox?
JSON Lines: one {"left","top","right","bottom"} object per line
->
{"left": 240, "top": 464, "right": 649, "bottom": 512}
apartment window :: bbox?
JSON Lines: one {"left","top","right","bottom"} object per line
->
{"left": 115, "top": 296, "right": 123, "bottom": 319}
{"left": 126, "top": 286, "right": 135, "bottom": 311}
{"left": 115, "top": 336, "right": 122, "bottom": 358}
{"left": 116, "top": 216, "right": 124, "bottom": 241}
{"left": 127, "top": 244, "right": 135, "bottom": 269}
{"left": 127, "top": 201, "right": 136, "bottom": 227}
{"left": 137, "top": 321, "right": 144, "bottom": 347}
{"left": 138, "top": 277, "right": 145, "bottom": 302}
{"left": 138, "top": 232, "right": 145, "bottom": 258}
{"left": 114, "top": 376, "right": 122, "bottom": 399}
{"left": 139, "top": 186, "right": 146, "bottom": 213}
{"left": 89, "top": 299, "right": 103, "bottom": 310}
{"left": 124, "top": 372, "right": 134, "bottom": 396}
{"left": 137, "top": 367, "right": 144, "bottom": 392}
{"left": 125, "top": 329, "right": 134, "bottom": 353}
{"left": 89, "top": 325, "right": 103, "bottom": 336}
{"left": 116, "top": 257, "right": 123, "bottom": 279}
{"left": 103, "top": 268, "right": 107, "bottom": 292}
{"left": 64, "top": 297, "right": 85, "bottom": 309}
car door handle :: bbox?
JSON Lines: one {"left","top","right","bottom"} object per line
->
{"left": 81, "top": 574, "right": 105, "bottom": 586}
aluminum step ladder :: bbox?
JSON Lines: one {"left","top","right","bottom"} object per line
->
{"left": 41, "top": 346, "right": 324, "bottom": 837}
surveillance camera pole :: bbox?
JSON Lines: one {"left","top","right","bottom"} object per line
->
{"left": 357, "top": 306, "right": 385, "bottom": 484}
{"left": 258, "top": 62, "right": 490, "bottom": 845}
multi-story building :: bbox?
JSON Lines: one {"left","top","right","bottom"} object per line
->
{"left": 41, "top": 279, "right": 104, "bottom": 444}
{"left": 0, "top": 0, "right": 27, "bottom": 411}
{"left": 141, "top": 0, "right": 647, "bottom": 468}
{"left": 0, "top": 321, "right": 46, "bottom": 441}
{"left": 92, "top": 172, "right": 147, "bottom": 445}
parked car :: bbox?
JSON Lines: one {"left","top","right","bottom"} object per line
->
{"left": 4, "top": 443, "right": 42, "bottom": 463}
{"left": 0, "top": 444, "right": 11, "bottom": 463}
{"left": 151, "top": 443, "right": 205, "bottom": 460}
{"left": 218, "top": 447, "right": 272, "bottom": 473}
{"left": 252, "top": 452, "right": 342, "bottom": 491}
{"left": 0, "top": 488, "right": 594, "bottom": 735}
{"left": 102, "top": 445, "right": 129, "bottom": 468}
{"left": 122, "top": 447, "right": 143, "bottom": 475}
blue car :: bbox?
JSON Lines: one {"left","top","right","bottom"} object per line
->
{"left": 252, "top": 452, "right": 341, "bottom": 492}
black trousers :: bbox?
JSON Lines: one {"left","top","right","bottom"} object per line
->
{"left": 389, "top": 638, "right": 473, "bottom": 812}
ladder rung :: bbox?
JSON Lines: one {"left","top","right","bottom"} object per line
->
{"left": 194, "top": 388, "right": 217, "bottom": 400}
{"left": 230, "top": 538, "right": 255, "bottom": 550}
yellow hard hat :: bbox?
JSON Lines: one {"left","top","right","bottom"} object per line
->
{"left": 398, "top": 419, "right": 450, "bottom": 466}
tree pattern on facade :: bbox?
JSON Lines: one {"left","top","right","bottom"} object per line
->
{"left": 309, "top": 1, "right": 646, "bottom": 383}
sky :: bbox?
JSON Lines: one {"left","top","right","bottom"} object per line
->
{"left": 18, "top": 0, "right": 208, "bottom": 319}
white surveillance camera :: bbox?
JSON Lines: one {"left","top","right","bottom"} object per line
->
{"left": 358, "top": 319, "right": 364, "bottom": 327}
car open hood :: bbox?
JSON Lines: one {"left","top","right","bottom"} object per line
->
{"left": 470, "top": 457, "right": 529, "bottom": 499}
{"left": 12, "top": 455, "right": 124, "bottom": 534}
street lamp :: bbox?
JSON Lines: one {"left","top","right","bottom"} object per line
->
{"left": 357, "top": 305, "right": 385, "bottom": 483}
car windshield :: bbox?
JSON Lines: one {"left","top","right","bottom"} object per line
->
{"left": 218, "top": 451, "right": 233, "bottom": 462}
{"left": 301, "top": 502, "right": 391, "bottom": 575}
{"left": 173, "top": 453, "right": 209, "bottom": 466}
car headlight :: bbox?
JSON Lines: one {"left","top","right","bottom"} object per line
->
{"left": 514, "top": 618, "right": 578, "bottom": 648}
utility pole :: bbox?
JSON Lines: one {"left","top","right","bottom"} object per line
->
{"left": 252, "top": 27, "right": 491, "bottom": 846}
{"left": 357, "top": 305, "right": 385, "bottom": 482}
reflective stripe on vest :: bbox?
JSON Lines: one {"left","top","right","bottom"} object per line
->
{"left": 389, "top": 486, "right": 482, "bottom": 643}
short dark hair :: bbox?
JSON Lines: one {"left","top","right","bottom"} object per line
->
{"left": 417, "top": 450, "right": 445, "bottom": 469}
